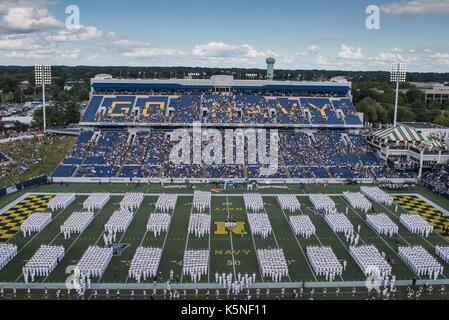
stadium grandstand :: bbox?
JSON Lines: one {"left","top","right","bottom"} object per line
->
{"left": 51, "top": 75, "right": 448, "bottom": 183}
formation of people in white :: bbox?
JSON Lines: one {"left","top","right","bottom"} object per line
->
{"left": 310, "top": 194, "right": 337, "bottom": 215}
{"left": 0, "top": 244, "right": 17, "bottom": 270}
{"left": 182, "top": 249, "right": 209, "bottom": 283}
{"left": 61, "top": 211, "right": 94, "bottom": 239}
{"left": 277, "top": 194, "right": 301, "bottom": 212}
{"left": 361, "top": 186, "right": 394, "bottom": 206}
{"left": 325, "top": 213, "right": 353, "bottom": 234}
{"left": 120, "top": 192, "right": 144, "bottom": 211}
{"left": 22, "top": 245, "right": 65, "bottom": 283}
{"left": 21, "top": 212, "right": 52, "bottom": 237}
{"left": 215, "top": 272, "right": 256, "bottom": 294}
{"left": 325, "top": 213, "right": 361, "bottom": 245}
{"left": 48, "top": 193, "right": 76, "bottom": 211}
{"left": 147, "top": 213, "right": 171, "bottom": 237}
{"left": 75, "top": 246, "right": 113, "bottom": 289}
{"left": 400, "top": 214, "right": 433, "bottom": 238}
{"left": 155, "top": 194, "right": 178, "bottom": 212}
{"left": 128, "top": 247, "right": 162, "bottom": 283}
{"left": 83, "top": 193, "right": 110, "bottom": 211}
{"left": 192, "top": 191, "right": 211, "bottom": 212}
{"left": 366, "top": 213, "right": 399, "bottom": 237}
{"left": 257, "top": 249, "right": 289, "bottom": 282}
{"left": 307, "top": 246, "right": 343, "bottom": 281}
{"left": 244, "top": 193, "right": 265, "bottom": 213}
{"left": 350, "top": 245, "right": 392, "bottom": 278}
{"left": 188, "top": 213, "right": 211, "bottom": 238}
{"left": 104, "top": 209, "right": 134, "bottom": 245}
{"left": 247, "top": 213, "right": 273, "bottom": 238}
{"left": 289, "top": 215, "right": 316, "bottom": 239}
{"left": 343, "top": 192, "right": 372, "bottom": 213}
{"left": 398, "top": 246, "right": 443, "bottom": 280}
{"left": 436, "top": 246, "right": 449, "bottom": 264}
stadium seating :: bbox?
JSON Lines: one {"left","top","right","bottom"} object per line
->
{"left": 332, "top": 99, "right": 362, "bottom": 125}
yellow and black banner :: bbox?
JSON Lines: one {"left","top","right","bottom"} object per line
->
{"left": 0, "top": 195, "right": 53, "bottom": 242}
{"left": 394, "top": 195, "right": 449, "bottom": 240}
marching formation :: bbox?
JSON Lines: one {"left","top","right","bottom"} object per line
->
{"left": 277, "top": 194, "right": 301, "bottom": 212}
{"left": 244, "top": 193, "right": 265, "bottom": 213}
{"left": 366, "top": 213, "right": 399, "bottom": 237}
{"left": 22, "top": 245, "right": 65, "bottom": 283}
{"left": 309, "top": 194, "right": 336, "bottom": 215}
{"left": 61, "top": 211, "right": 94, "bottom": 239}
{"left": 21, "top": 212, "right": 52, "bottom": 237}
{"left": 155, "top": 194, "right": 178, "bottom": 212}
{"left": 83, "top": 193, "right": 110, "bottom": 211}
{"left": 257, "top": 249, "right": 289, "bottom": 282}
{"left": 104, "top": 209, "right": 134, "bottom": 235}
{"left": 360, "top": 186, "right": 393, "bottom": 205}
{"left": 343, "top": 192, "right": 372, "bottom": 213}
{"left": 0, "top": 244, "right": 17, "bottom": 270}
{"left": 436, "top": 246, "right": 449, "bottom": 264}
{"left": 398, "top": 246, "right": 444, "bottom": 280}
{"left": 48, "top": 193, "right": 76, "bottom": 211}
{"left": 247, "top": 213, "right": 273, "bottom": 238}
{"left": 307, "top": 246, "right": 343, "bottom": 281}
{"left": 120, "top": 193, "right": 144, "bottom": 211}
{"left": 182, "top": 249, "right": 209, "bottom": 283}
{"left": 350, "top": 245, "right": 392, "bottom": 277}
{"left": 325, "top": 213, "right": 354, "bottom": 234}
{"left": 188, "top": 213, "right": 211, "bottom": 238}
{"left": 400, "top": 214, "right": 433, "bottom": 238}
{"left": 147, "top": 213, "right": 171, "bottom": 237}
{"left": 192, "top": 191, "right": 211, "bottom": 212}
{"left": 289, "top": 215, "right": 316, "bottom": 238}
{"left": 128, "top": 247, "right": 162, "bottom": 283}
{"left": 75, "top": 246, "right": 114, "bottom": 285}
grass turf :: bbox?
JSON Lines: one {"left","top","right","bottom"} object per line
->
{"left": 0, "top": 183, "right": 449, "bottom": 300}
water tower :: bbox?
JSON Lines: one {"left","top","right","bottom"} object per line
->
{"left": 266, "top": 57, "right": 275, "bottom": 80}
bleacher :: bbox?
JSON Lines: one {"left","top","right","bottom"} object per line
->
{"left": 54, "top": 77, "right": 405, "bottom": 181}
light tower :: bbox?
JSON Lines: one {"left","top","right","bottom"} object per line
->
{"left": 266, "top": 57, "right": 275, "bottom": 80}
{"left": 390, "top": 62, "right": 407, "bottom": 127}
{"left": 35, "top": 65, "right": 52, "bottom": 133}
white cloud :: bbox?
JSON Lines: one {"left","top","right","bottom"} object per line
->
{"left": 123, "top": 47, "right": 179, "bottom": 58}
{"left": 1, "top": 7, "right": 62, "bottom": 32}
{"left": 308, "top": 45, "right": 319, "bottom": 55}
{"left": 315, "top": 56, "right": 332, "bottom": 66}
{"left": 192, "top": 42, "right": 270, "bottom": 58}
{"left": 338, "top": 44, "right": 365, "bottom": 60}
{"left": 431, "top": 52, "right": 449, "bottom": 64}
{"left": 0, "top": 48, "right": 80, "bottom": 60}
{"left": 381, "top": 0, "right": 449, "bottom": 15}
{"left": 44, "top": 26, "right": 103, "bottom": 42}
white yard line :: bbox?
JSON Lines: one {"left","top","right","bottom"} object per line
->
{"left": 180, "top": 200, "right": 195, "bottom": 284}
{"left": 276, "top": 198, "right": 317, "bottom": 282}
{"left": 225, "top": 195, "right": 237, "bottom": 280}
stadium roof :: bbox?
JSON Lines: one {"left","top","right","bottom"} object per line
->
{"left": 373, "top": 125, "right": 443, "bottom": 147}
{"left": 91, "top": 75, "right": 351, "bottom": 92}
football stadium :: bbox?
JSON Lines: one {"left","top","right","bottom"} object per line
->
{"left": 1, "top": 71, "right": 449, "bottom": 301}
{"left": 1, "top": 1, "right": 449, "bottom": 306}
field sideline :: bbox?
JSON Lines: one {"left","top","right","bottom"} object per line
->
{"left": 1, "top": 182, "right": 449, "bottom": 298}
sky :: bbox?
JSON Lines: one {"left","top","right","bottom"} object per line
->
{"left": 0, "top": 0, "right": 449, "bottom": 72}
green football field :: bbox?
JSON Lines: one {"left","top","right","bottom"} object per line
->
{"left": 1, "top": 183, "right": 449, "bottom": 300}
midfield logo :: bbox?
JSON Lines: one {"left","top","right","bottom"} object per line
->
{"left": 214, "top": 221, "right": 247, "bottom": 236}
